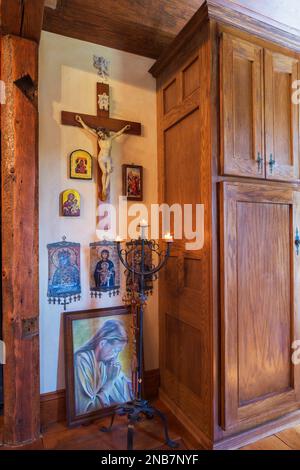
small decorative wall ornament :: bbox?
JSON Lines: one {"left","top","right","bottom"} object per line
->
{"left": 98, "top": 92, "right": 109, "bottom": 112}
{"left": 62, "top": 189, "right": 80, "bottom": 217}
{"left": 70, "top": 149, "right": 93, "bottom": 180}
{"left": 90, "top": 241, "right": 120, "bottom": 298}
{"left": 93, "top": 55, "right": 110, "bottom": 82}
{"left": 47, "top": 236, "right": 81, "bottom": 311}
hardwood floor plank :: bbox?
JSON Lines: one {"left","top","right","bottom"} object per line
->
{"left": 42, "top": 414, "right": 181, "bottom": 451}
{"left": 275, "top": 425, "right": 300, "bottom": 450}
{"left": 240, "top": 435, "right": 291, "bottom": 450}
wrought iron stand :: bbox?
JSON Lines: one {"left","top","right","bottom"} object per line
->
{"left": 100, "top": 228, "right": 177, "bottom": 450}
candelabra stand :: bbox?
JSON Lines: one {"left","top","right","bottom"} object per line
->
{"left": 100, "top": 229, "right": 177, "bottom": 450}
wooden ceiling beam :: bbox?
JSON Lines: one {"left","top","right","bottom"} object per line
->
{"left": 43, "top": 5, "right": 175, "bottom": 59}
{"left": 42, "top": 0, "right": 204, "bottom": 58}
{"left": 0, "top": 0, "right": 45, "bottom": 43}
{"left": 66, "top": 0, "right": 201, "bottom": 36}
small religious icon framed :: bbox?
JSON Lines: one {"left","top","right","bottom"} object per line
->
{"left": 122, "top": 164, "right": 143, "bottom": 201}
{"left": 61, "top": 189, "right": 81, "bottom": 217}
{"left": 70, "top": 149, "right": 93, "bottom": 180}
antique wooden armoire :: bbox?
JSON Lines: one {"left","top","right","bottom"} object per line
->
{"left": 150, "top": 1, "right": 300, "bottom": 449}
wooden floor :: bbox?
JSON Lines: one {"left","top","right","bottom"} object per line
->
{"left": 240, "top": 426, "right": 300, "bottom": 450}
{"left": 0, "top": 401, "right": 195, "bottom": 451}
{"left": 1, "top": 402, "right": 300, "bottom": 450}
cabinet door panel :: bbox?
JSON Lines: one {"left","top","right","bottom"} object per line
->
{"left": 221, "top": 33, "right": 264, "bottom": 178}
{"left": 265, "top": 51, "right": 300, "bottom": 181}
{"left": 221, "top": 182, "right": 300, "bottom": 430}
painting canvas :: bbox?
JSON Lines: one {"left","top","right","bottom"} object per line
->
{"left": 47, "top": 239, "right": 81, "bottom": 310}
{"left": 70, "top": 149, "right": 93, "bottom": 180}
{"left": 62, "top": 189, "right": 80, "bottom": 217}
{"left": 122, "top": 164, "right": 143, "bottom": 201}
{"left": 64, "top": 307, "right": 135, "bottom": 426}
{"left": 90, "top": 241, "right": 120, "bottom": 298}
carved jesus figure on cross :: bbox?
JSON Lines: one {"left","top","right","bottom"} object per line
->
{"left": 61, "top": 82, "right": 141, "bottom": 203}
{"left": 75, "top": 115, "right": 130, "bottom": 199}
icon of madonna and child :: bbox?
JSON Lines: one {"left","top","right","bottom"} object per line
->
{"left": 47, "top": 240, "right": 81, "bottom": 299}
{"left": 90, "top": 242, "right": 120, "bottom": 297}
{"left": 72, "top": 313, "right": 135, "bottom": 417}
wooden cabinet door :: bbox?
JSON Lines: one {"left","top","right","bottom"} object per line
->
{"left": 220, "top": 182, "right": 300, "bottom": 431}
{"left": 265, "top": 50, "right": 300, "bottom": 181}
{"left": 221, "top": 33, "right": 264, "bottom": 178}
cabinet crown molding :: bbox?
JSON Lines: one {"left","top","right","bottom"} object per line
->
{"left": 149, "top": 0, "right": 300, "bottom": 78}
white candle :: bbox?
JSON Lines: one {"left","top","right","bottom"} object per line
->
{"left": 115, "top": 235, "right": 123, "bottom": 242}
{"left": 163, "top": 232, "right": 173, "bottom": 242}
{"left": 139, "top": 219, "right": 148, "bottom": 227}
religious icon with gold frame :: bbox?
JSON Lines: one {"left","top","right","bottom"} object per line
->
{"left": 62, "top": 189, "right": 81, "bottom": 217}
{"left": 70, "top": 149, "right": 93, "bottom": 180}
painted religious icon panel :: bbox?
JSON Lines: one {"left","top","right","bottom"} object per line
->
{"left": 122, "top": 164, "right": 143, "bottom": 201}
{"left": 90, "top": 241, "right": 120, "bottom": 298}
{"left": 70, "top": 149, "right": 93, "bottom": 180}
{"left": 62, "top": 189, "right": 81, "bottom": 217}
{"left": 47, "top": 238, "right": 81, "bottom": 310}
{"left": 64, "top": 306, "right": 135, "bottom": 426}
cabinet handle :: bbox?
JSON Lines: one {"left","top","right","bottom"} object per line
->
{"left": 269, "top": 154, "right": 276, "bottom": 174}
{"left": 295, "top": 228, "right": 300, "bottom": 256}
{"left": 256, "top": 152, "right": 263, "bottom": 172}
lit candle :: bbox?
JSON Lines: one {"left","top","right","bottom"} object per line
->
{"left": 163, "top": 232, "right": 173, "bottom": 242}
{"left": 139, "top": 219, "right": 148, "bottom": 227}
{"left": 115, "top": 235, "right": 123, "bottom": 242}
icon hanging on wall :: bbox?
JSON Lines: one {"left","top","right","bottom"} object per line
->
{"left": 122, "top": 164, "right": 143, "bottom": 201}
{"left": 90, "top": 241, "right": 120, "bottom": 299}
{"left": 62, "top": 189, "right": 81, "bottom": 217}
{"left": 47, "top": 237, "right": 81, "bottom": 311}
{"left": 70, "top": 149, "right": 93, "bottom": 180}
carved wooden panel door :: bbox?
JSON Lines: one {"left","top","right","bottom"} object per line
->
{"left": 265, "top": 50, "right": 300, "bottom": 182}
{"left": 220, "top": 182, "right": 300, "bottom": 430}
{"left": 157, "top": 44, "right": 213, "bottom": 440}
{"left": 221, "top": 33, "right": 264, "bottom": 178}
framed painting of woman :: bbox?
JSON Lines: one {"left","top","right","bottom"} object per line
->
{"left": 64, "top": 306, "right": 136, "bottom": 426}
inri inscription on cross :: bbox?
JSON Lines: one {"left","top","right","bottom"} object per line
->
{"left": 61, "top": 83, "right": 142, "bottom": 202}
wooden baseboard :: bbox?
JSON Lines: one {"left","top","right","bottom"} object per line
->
{"left": 159, "top": 388, "right": 300, "bottom": 450}
{"left": 40, "top": 388, "right": 66, "bottom": 429}
{"left": 40, "top": 369, "right": 160, "bottom": 429}
{"left": 214, "top": 408, "right": 300, "bottom": 450}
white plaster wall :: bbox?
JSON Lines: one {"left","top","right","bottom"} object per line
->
{"left": 39, "top": 31, "right": 157, "bottom": 393}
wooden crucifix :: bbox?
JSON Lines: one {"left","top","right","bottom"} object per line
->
{"left": 61, "top": 83, "right": 141, "bottom": 202}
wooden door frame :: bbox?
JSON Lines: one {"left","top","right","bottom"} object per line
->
{"left": 0, "top": 0, "right": 45, "bottom": 446}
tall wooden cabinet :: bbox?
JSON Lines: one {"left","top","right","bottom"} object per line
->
{"left": 150, "top": 1, "right": 300, "bottom": 449}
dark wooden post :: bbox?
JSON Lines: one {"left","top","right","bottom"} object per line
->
{"left": 1, "top": 34, "right": 40, "bottom": 445}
